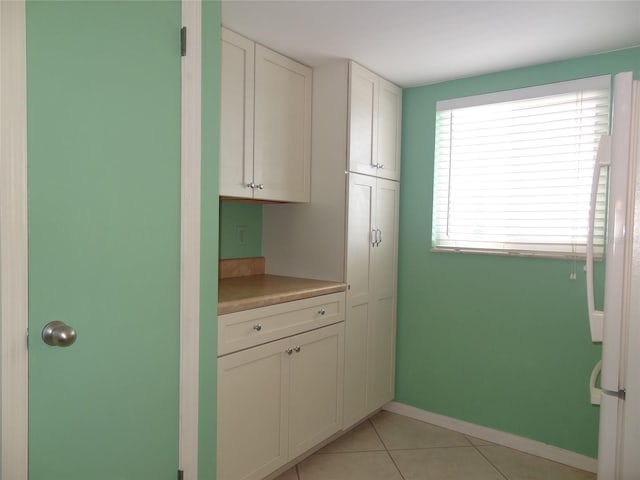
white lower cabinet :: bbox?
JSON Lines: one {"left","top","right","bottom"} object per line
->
{"left": 218, "top": 318, "right": 344, "bottom": 480}
{"left": 288, "top": 325, "right": 344, "bottom": 458}
{"left": 218, "top": 338, "right": 290, "bottom": 480}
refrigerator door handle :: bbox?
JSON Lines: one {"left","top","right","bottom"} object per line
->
{"left": 589, "top": 360, "right": 603, "bottom": 405}
{"left": 585, "top": 135, "right": 611, "bottom": 343}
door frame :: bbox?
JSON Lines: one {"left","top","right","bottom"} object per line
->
{"left": 0, "top": 1, "right": 203, "bottom": 478}
{"left": 179, "top": 1, "right": 202, "bottom": 479}
{"left": 0, "top": 1, "right": 28, "bottom": 479}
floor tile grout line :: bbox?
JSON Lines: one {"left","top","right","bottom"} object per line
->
{"left": 368, "top": 417, "right": 392, "bottom": 452}
{"left": 315, "top": 448, "right": 387, "bottom": 454}
{"left": 386, "top": 450, "right": 409, "bottom": 480}
{"left": 387, "top": 445, "right": 488, "bottom": 452}
{"left": 472, "top": 444, "right": 510, "bottom": 480}
{"left": 369, "top": 417, "right": 408, "bottom": 480}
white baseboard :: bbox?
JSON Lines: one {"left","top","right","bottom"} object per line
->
{"left": 383, "top": 402, "right": 597, "bottom": 473}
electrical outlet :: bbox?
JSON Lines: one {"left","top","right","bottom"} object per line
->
{"left": 236, "top": 225, "right": 248, "bottom": 246}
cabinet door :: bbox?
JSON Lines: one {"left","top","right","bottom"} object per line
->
{"left": 343, "top": 173, "right": 376, "bottom": 427}
{"left": 288, "top": 323, "right": 344, "bottom": 458}
{"left": 220, "top": 28, "right": 254, "bottom": 198}
{"left": 217, "top": 338, "right": 290, "bottom": 480}
{"left": 367, "top": 178, "right": 400, "bottom": 411}
{"left": 348, "top": 62, "right": 378, "bottom": 177}
{"left": 376, "top": 79, "right": 402, "bottom": 181}
{"left": 254, "top": 45, "right": 311, "bottom": 202}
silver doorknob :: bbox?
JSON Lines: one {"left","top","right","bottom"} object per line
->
{"left": 41, "top": 321, "right": 77, "bottom": 347}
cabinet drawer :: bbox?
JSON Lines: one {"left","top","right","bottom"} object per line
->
{"left": 218, "top": 292, "right": 345, "bottom": 356}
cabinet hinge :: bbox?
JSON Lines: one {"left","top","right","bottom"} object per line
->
{"left": 178, "top": 469, "right": 184, "bottom": 480}
{"left": 180, "top": 27, "right": 187, "bottom": 56}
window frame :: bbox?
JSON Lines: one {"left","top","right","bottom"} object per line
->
{"left": 431, "top": 75, "right": 611, "bottom": 260}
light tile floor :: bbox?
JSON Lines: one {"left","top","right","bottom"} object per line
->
{"left": 274, "top": 411, "right": 596, "bottom": 480}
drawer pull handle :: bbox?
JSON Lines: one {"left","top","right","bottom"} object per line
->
{"left": 253, "top": 324, "right": 262, "bottom": 331}
{"left": 285, "top": 348, "right": 293, "bottom": 355}
{"left": 318, "top": 308, "right": 326, "bottom": 315}
{"left": 293, "top": 346, "right": 301, "bottom": 353}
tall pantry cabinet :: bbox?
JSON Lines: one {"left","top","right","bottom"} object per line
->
{"left": 263, "top": 60, "right": 402, "bottom": 429}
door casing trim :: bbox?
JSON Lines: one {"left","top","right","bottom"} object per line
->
{"left": 0, "top": 1, "right": 28, "bottom": 479}
{"left": 179, "top": 1, "right": 202, "bottom": 479}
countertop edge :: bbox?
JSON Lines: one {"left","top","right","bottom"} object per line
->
{"left": 218, "top": 282, "right": 346, "bottom": 315}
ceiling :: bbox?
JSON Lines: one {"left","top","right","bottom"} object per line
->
{"left": 221, "top": 1, "right": 640, "bottom": 88}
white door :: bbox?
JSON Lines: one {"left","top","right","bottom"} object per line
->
{"left": 376, "top": 79, "right": 402, "bottom": 181}
{"left": 348, "top": 62, "right": 379, "bottom": 178}
{"left": 596, "top": 72, "right": 638, "bottom": 480}
{"left": 289, "top": 323, "right": 344, "bottom": 458}
{"left": 344, "top": 173, "right": 376, "bottom": 427}
{"left": 220, "top": 27, "right": 254, "bottom": 198}
{"left": 617, "top": 75, "right": 640, "bottom": 480}
{"left": 217, "top": 339, "right": 290, "bottom": 480}
{"left": 254, "top": 45, "right": 312, "bottom": 202}
{"left": 367, "top": 178, "right": 400, "bottom": 410}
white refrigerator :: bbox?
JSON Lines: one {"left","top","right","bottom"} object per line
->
{"left": 586, "top": 71, "right": 640, "bottom": 479}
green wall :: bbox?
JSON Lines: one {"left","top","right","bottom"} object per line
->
{"left": 396, "top": 46, "right": 640, "bottom": 458}
{"left": 219, "top": 200, "right": 263, "bottom": 259}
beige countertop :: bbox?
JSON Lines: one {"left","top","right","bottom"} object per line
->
{"left": 218, "top": 274, "right": 347, "bottom": 315}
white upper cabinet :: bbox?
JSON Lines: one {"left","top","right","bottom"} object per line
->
{"left": 220, "top": 29, "right": 254, "bottom": 198}
{"left": 263, "top": 60, "right": 403, "bottom": 282}
{"left": 254, "top": 45, "right": 312, "bottom": 202}
{"left": 348, "top": 62, "right": 402, "bottom": 181}
{"left": 348, "top": 64, "right": 378, "bottom": 178}
{"left": 376, "top": 78, "right": 403, "bottom": 180}
{"left": 220, "top": 28, "right": 312, "bottom": 202}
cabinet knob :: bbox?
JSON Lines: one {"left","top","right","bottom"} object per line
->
{"left": 379, "top": 163, "right": 384, "bottom": 169}
{"left": 293, "top": 346, "right": 301, "bottom": 353}
{"left": 257, "top": 184, "right": 264, "bottom": 190}
{"left": 318, "top": 308, "right": 326, "bottom": 316}
{"left": 247, "top": 182, "right": 256, "bottom": 189}
{"left": 285, "top": 348, "right": 293, "bottom": 355}
{"left": 253, "top": 324, "right": 262, "bottom": 331}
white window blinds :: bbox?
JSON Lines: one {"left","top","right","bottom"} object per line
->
{"left": 433, "top": 75, "right": 611, "bottom": 258}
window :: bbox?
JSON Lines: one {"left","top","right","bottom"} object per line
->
{"left": 432, "top": 76, "right": 610, "bottom": 258}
